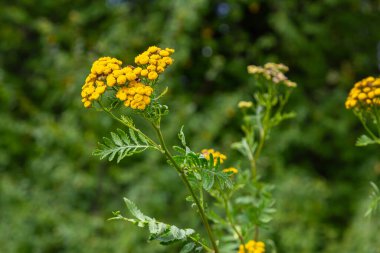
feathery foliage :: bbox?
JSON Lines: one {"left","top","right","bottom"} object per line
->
{"left": 94, "top": 128, "right": 153, "bottom": 163}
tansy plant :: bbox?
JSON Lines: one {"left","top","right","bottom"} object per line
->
{"left": 345, "top": 76, "right": 380, "bottom": 217}
{"left": 81, "top": 47, "right": 296, "bottom": 253}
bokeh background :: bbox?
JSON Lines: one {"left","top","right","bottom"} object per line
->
{"left": 1, "top": 0, "right": 380, "bottom": 252}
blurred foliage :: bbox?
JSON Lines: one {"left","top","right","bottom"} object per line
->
{"left": 1, "top": 0, "right": 380, "bottom": 252}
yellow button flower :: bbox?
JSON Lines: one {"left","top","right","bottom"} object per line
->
{"left": 345, "top": 76, "right": 380, "bottom": 109}
{"left": 148, "top": 71, "right": 158, "bottom": 80}
{"left": 238, "top": 240, "right": 265, "bottom": 253}
{"left": 201, "top": 149, "right": 227, "bottom": 165}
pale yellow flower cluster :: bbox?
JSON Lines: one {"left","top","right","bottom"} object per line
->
{"left": 345, "top": 76, "right": 380, "bottom": 109}
{"left": 238, "top": 240, "right": 265, "bottom": 253}
{"left": 238, "top": 101, "right": 253, "bottom": 109}
{"left": 247, "top": 63, "right": 296, "bottom": 88}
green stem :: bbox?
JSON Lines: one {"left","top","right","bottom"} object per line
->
{"left": 151, "top": 123, "right": 219, "bottom": 253}
{"left": 98, "top": 101, "right": 161, "bottom": 150}
{"left": 222, "top": 195, "right": 246, "bottom": 253}
{"left": 254, "top": 226, "right": 259, "bottom": 241}
{"left": 255, "top": 103, "right": 271, "bottom": 161}
{"left": 189, "top": 236, "right": 213, "bottom": 252}
{"left": 250, "top": 157, "right": 257, "bottom": 182}
{"left": 358, "top": 113, "right": 378, "bottom": 141}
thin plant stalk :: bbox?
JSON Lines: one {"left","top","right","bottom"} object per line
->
{"left": 151, "top": 123, "right": 220, "bottom": 253}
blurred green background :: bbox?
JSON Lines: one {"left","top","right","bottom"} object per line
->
{"left": 1, "top": 0, "right": 380, "bottom": 252}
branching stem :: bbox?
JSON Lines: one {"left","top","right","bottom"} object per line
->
{"left": 98, "top": 101, "right": 161, "bottom": 150}
{"left": 151, "top": 123, "right": 219, "bottom": 253}
{"left": 222, "top": 195, "right": 246, "bottom": 253}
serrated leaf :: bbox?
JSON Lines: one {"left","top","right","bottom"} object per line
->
{"left": 201, "top": 169, "right": 233, "bottom": 191}
{"left": 202, "top": 169, "right": 215, "bottom": 191}
{"left": 193, "top": 171, "right": 202, "bottom": 181}
{"left": 94, "top": 128, "right": 152, "bottom": 162}
{"left": 111, "top": 132, "right": 123, "bottom": 146}
{"left": 117, "top": 129, "right": 130, "bottom": 143}
{"left": 170, "top": 226, "right": 186, "bottom": 240}
{"left": 173, "top": 146, "right": 186, "bottom": 154}
{"left": 178, "top": 126, "right": 187, "bottom": 147}
{"left": 123, "top": 198, "right": 147, "bottom": 221}
{"left": 356, "top": 135, "right": 377, "bottom": 146}
{"left": 180, "top": 242, "right": 196, "bottom": 253}
{"left": 129, "top": 128, "right": 138, "bottom": 143}
{"left": 120, "top": 115, "right": 134, "bottom": 126}
{"left": 114, "top": 198, "right": 198, "bottom": 246}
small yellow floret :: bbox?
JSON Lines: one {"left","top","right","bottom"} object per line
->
{"left": 223, "top": 167, "right": 238, "bottom": 174}
{"left": 84, "top": 100, "right": 91, "bottom": 108}
{"left": 107, "top": 75, "right": 117, "bottom": 86}
{"left": 141, "top": 69, "right": 148, "bottom": 77}
{"left": 238, "top": 240, "right": 265, "bottom": 253}
{"left": 117, "top": 75, "right": 127, "bottom": 85}
{"left": 133, "top": 67, "right": 142, "bottom": 75}
{"left": 148, "top": 71, "right": 158, "bottom": 80}
{"left": 201, "top": 149, "right": 227, "bottom": 165}
{"left": 159, "top": 50, "right": 169, "bottom": 56}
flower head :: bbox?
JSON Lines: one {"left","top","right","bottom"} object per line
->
{"left": 345, "top": 76, "right": 380, "bottom": 110}
{"left": 238, "top": 240, "right": 265, "bottom": 253}
{"left": 81, "top": 46, "right": 174, "bottom": 110}
{"left": 81, "top": 57, "right": 123, "bottom": 108}
{"left": 223, "top": 167, "right": 238, "bottom": 174}
{"left": 201, "top": 149, "right": 227, "bottom": 165}
{"left": 135, "top": 46, "right": 175, "bottom": 79}
{"left": 247, "top": 62, "right": 296, "bottom": 88}
{"left": 116, "top": 82, "right": 153, "bottom": 110}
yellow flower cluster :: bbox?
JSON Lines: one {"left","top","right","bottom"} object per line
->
{"left": 81, "top": 57, "right": 123, "bottom": 108}
{"left": 106, "top": 66, "right": 141, "bottom": 87}
{"left": 247, "top": 63, "right": 296, "bottom": 88}
{"left": 345, "top": 76, "right": 380, "bottom": 109}
{"left": 222, "top": 167, "right": 238, "bottom": 174}
{"left": 81, "top": 46, "right": 174, "bottom": 110}
{"left": 135, "top": 46, "right": 174, "bottom": 80}
{"left": 116, "top": 82, "right": 153, "bottom": 110}
{"left": 201, "top": 149, "right": 227, "bottom": 165}
{"left": 238, "top": 240, "right": 265, "bottom": 253}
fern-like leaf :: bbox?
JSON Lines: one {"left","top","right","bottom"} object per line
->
{"left": 110, "top": 198, "right": 196, "bottom": 246}
{"left": 93, "top": 128, "right": 152, "bottom": 163}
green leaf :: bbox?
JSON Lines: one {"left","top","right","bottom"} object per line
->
{"left": 113, "top": 198, "right": 198, "bottom": 246}
{"left": 259, "top": 214, "right": 273, "bottom": 223}
{"left": 202, "top": 169, "right": 215, "bottom": 191}
{"left": 178, "top": 126, "right": 187, "bottom": 147}
{"left": 123, "top": 198, "right": 147, "bottom": 221}
{"left": 93, "top": 128, "right": 152, "bottom": 163}
{"left": 370, "top": 181, "right": 379, "bottom": 194}
{"left": 110, "top": 132, "right": 123, "bottom": 146}
{"left": 170, "top": 226, "right": 186, "bottom": 240}
{"left": 207, "top": 210, "right": 227, "bottom": 225}
{"left": 120, "top": 115, "right": 134, "bottom": 126}
{"left": 180, "top": 242, "right": 196, "bottom": 253}
{"left": 356, "top": 135, "right": 377, "bottom": 146}
{"left": 365, "top": 182, "right": 380, "bottom": 217}
{"left": 173, "top": 146, "right": 186, "bottom": 154}
{"left": 201, "top": 168, "right": 232, "bottom": 191}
